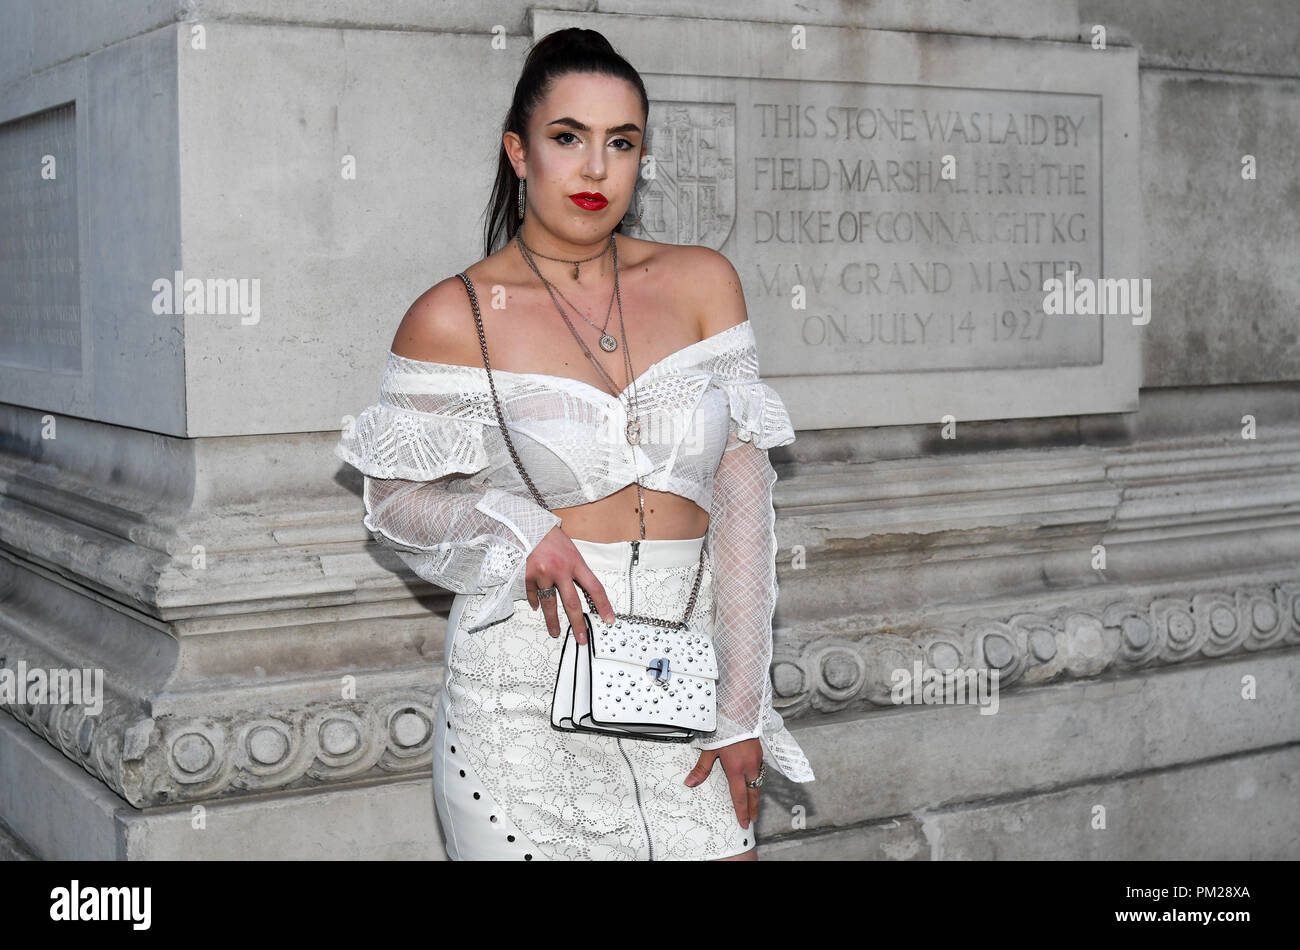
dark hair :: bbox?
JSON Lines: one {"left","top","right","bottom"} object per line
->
{"left": 481, "top": 28, "right": 650, "bottom": 258}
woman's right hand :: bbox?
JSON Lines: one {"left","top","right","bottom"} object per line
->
{"left": 525, "top": 526, "right": 616, "bottom": 645}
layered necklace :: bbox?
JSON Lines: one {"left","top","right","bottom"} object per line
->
{"left": 514, "top": 233, "right": 621, "bottom": 352}
{"left": 513, "top": 230, "right": 650, "bottom": 539}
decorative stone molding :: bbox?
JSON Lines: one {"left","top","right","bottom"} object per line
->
{"left": 1, "top": 625, "right": 442, "bottom": 807}
{"left": 5, "top": 578, "right": 1296, "bottom": 804}
{"left": 771, "top": 580, "right": 1300, "bottom": 715}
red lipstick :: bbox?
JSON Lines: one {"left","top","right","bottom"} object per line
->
{"left": 569, "top": 192, "right": 608, "bottom": 211}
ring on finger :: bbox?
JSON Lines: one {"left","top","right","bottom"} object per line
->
{"left": 537, "top": 586, "right": 557, "bottom": 601}
{"left": 745, "top": 761, "right": 766, "bottom": 789}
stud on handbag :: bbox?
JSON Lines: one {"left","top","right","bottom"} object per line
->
{"left": 457, "top": 272, "right": 718, "bottom": 743}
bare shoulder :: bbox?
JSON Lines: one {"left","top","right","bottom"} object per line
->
{"left": 389, "top": 273, "right": 483, "bottom": 367}
{"left": 669, "top": 244, "right": 748, "bottom": 339}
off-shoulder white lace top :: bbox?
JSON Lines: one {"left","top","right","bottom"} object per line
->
{"left": 335, "top": 318, "right": 814, "bottom": 783}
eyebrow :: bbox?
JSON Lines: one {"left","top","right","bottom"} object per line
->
{"left": 546, "top": 116, "right": 643, "bottom": 135}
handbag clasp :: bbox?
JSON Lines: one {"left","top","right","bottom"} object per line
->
{"left": 646, "top": 657, "right": 671, "bottom": 686}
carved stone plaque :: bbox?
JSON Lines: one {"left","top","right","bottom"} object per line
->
{"left": 550, "top": 12, "right": 1143, "bottom": 426}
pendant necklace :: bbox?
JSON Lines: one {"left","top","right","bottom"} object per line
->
{"left": 515, "top": 231, "right": 609, "bottom": 280}
{"left": 514, "top": 234, "right": 620, "bottom": 352}
{"left": 516, "top": 233, "right": 649, "bottom": 536}
{"left": 515, "top": 235, "right": 644, "bottom": 448}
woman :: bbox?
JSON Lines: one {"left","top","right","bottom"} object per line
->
{"left": 336, "top": 27, "right": 814, "bottom": 861}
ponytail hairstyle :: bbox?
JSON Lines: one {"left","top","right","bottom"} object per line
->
{"left": 482, "top": 27, "right": 650, "bottom": 258}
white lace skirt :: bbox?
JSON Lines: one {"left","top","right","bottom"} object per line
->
{"left": 432, "top": 533, "right": 756, "bottom": 861}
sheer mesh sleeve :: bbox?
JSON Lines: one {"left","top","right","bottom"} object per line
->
{"left": 700, "top": 429, "right": 814, "bottom": 782}
{"left": 335, "top": 357, "right": 560, "bottom": 634}
{"left": 696, "top": 357, "right": 815, "bottom": 783}
{"left": 358, "top": 473, "right": 559, "bottom": 633}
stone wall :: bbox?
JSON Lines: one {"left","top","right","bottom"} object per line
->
{"left": 0, "top": 0, "right": 1296, "bottom": 859}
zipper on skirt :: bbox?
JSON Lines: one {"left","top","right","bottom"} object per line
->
{"left": 616, "top": 736, "right": 654, "bottom": 861}
{"left": 628, "top": 539, "right": 639, "bottom": 614}
{"left": 620, "top": 540, "right": 653, "bottom": 860}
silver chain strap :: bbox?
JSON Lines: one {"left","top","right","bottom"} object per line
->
{"left": 454, "top": 270, "right": 706, "bottom": 629}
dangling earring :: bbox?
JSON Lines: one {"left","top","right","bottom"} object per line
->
{"left": 517, "top": 178, "right": 525, "bottom": 221}
{"left": 623, "top": 189, "right": 644, "bottom": 229}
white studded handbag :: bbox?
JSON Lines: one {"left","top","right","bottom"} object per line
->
{"left": 550, "top": 571, "right": 719, "bottom": 742}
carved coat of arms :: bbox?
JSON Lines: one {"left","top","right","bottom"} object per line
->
{"left": 626, "top": 102, "right": 735, "bottom": 250}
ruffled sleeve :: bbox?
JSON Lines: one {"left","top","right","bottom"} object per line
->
{"left": 693, "top": 321, "right": 796, "bottom": 450}
{"left": 337, "top": 401, "right": 490, "bottom": 481}
{"left": 696, "top": 322, "right": 814, "bottom": 783}
{"left": 335, "top": 353, "right": 561, "bottom": 633}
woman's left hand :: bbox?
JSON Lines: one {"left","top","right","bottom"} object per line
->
{"left": 684, "top": 738, "right": 763, "bottom": 828}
